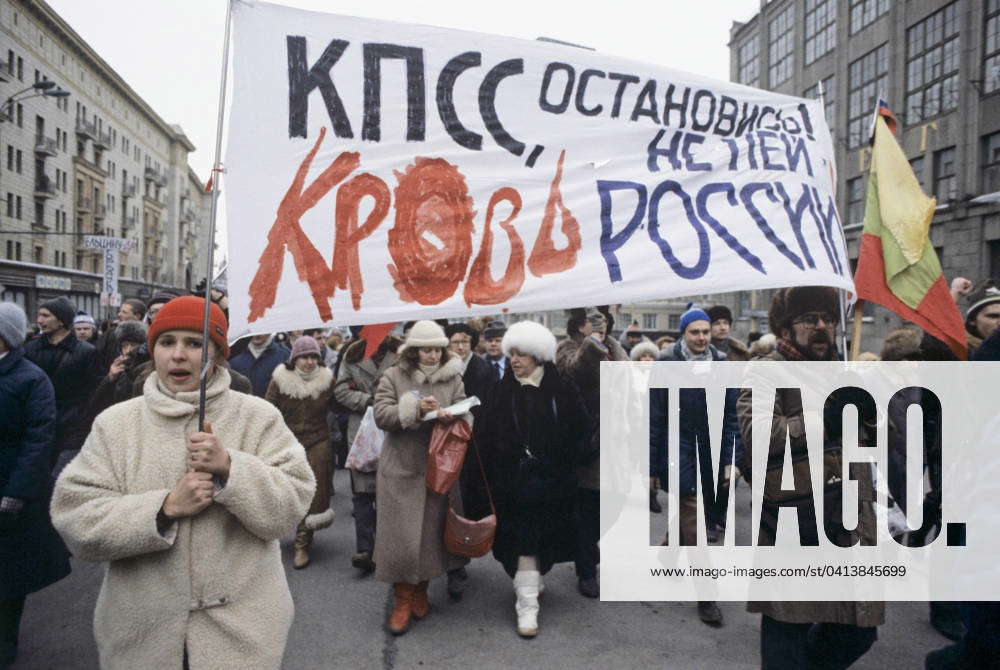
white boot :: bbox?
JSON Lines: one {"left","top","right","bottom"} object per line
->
{"left": 513, "top": 570, "right": 540, "bottom": 638}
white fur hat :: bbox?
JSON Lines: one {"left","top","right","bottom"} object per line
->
{"left": 501, "top": 320, "right": 557, "bottom": 363}
{"left": 399, "top": 319, "right": 448, "bottom": 352}
{"left": 629, "top": 340, "right": 659, "bottom": 361}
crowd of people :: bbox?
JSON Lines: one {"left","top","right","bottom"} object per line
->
{"left": 1, "top": 276, "right": 998, "bottom": 669}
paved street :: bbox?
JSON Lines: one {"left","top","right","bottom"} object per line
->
{"left": 14, "top": 470, "right": 948, "bottom": 669}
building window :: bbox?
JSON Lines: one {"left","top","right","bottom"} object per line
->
{"left": 15, "top": 149, "right": 21, "bottom": 174}
{"left": 910, "top": 156, "right": 926, "bottom": 187}
{"left": 642, "top": 313, "right": 657, "bottom": 330}
{"left": 5, "top": 146, "right": 11, "bottom": 171}
{"left": 847, "top": 44, "right": 888, "bottom": 148}
{"left": 983, "top": 132, "right": 1000, "bottom": 193}
{"left": 668, "top": 314, "right": 681, "bottom": 330}
{"left": 905, "top": 3, "right": 960, "bottom": 123}
{"left": 986, "top": 0, "right": 1000, "bottom": 95}
{"left": 769, "top": 5, "right": 795, "bottom": 86}
{"left": 16, "top": 56, "right": 23, "bottom": 81}
{"left": 846, "top": 176, "right": 866, "bottom": 223}
{"left": 34, "top": 247, "right": 42, "bottom": 264}
{"left": 805, "top": 0, "right": 836, "bottom": 65}
{"left": 738, "top": 35, "right": 760, "bottom": 87}
{"left": 804, "top": 76, "right": 835, "bottom": 128}
{"left": 15, "top": 196, "right": 21, "bottom": 220}
{"left": 933, "top": 147, "right": 957, "bottom": 203}
{"left": 4, "top": 193, "right": 11, "bottom": 218}
{"left": 850, "top": 0, "right": 889, "bottom": 34}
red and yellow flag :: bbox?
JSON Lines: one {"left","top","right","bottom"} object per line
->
{"left": 854, "top": 115, "right": 967, "bottom": 359}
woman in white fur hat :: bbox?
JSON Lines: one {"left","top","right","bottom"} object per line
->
{"left": 477, "top": 320, "right": 592, "bottom": 638}
{"left": 371, "top": 320, "right": 470, "bottom": 636}
{"left": 264, "top": 335, "right": 337, "bottom": 570}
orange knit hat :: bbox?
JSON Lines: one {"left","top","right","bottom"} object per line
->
{"left": 147, "top": 296, "right": 229, "bottom": 358}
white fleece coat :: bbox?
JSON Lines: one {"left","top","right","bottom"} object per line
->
{"left": 51, "top": 368, "right": 316, "bottom": 670}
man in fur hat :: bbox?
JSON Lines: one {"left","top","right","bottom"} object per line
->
{"left": 736, "top": 287, "right": 882, "bottom": 667}
{"left": 556, "top": 306, "right": 628, "bottom": 598}
{"left": 706, "top": 305, "right": 749, "bottom": 361}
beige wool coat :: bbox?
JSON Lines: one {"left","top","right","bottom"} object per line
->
{"left": 372, "top": 354, "right": 469, "bottom": 584}
{"left": 51, "top": 368, "right": 316, "bottom": 670}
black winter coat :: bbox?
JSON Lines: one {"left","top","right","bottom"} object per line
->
{"left": 0, "top": 347, "right": 71, "bottom": 598}
{"left": 478, "top": 362, "right": 592, "bottom": 577}
{"left": 23, "top": 332, "right": 97, "bottom": 455}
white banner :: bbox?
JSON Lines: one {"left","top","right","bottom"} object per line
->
{"left": 101, "top": 248, "right": 118, "bottom": 300}
{"left": 225, "top": 1, "right": 852, "bottom": 339}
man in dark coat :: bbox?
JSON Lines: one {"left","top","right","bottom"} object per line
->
{"left": 653, "top": 304, "right": 743, "bottom": 625}
{"left": 555, "top": 306, "right": 628, "bottom": 598}
{"left": 229, "top": 333, "right": 290, "bottom": 397}
{"left": 0, "top": 302, "right": 71, "bottom": 667}
{"left": 736, "top": 286, "right": 883, "bottom": 668}
{"left": 481, "top": 320, "right": 510, "bottom": 381}
{"left": 23, "top": 296, "right": 97, "bottom": 474}
{"left": 706, "top": 304, "right": 750, "bottom": 361}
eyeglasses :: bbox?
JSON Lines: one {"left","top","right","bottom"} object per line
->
{"left": 793, "top": 312, "right": 836, "bottom": 327}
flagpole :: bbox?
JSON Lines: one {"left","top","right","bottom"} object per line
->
{"left": 815, "top": 79, "right": 851, "bottom": 361}
{"left": 198, "top": 0, "right": 235, "bottom": 431}
{"left": 850, "top": 301, "right": 864, "bottom": 360}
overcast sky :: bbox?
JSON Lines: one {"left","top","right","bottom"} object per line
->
{"left": 43, "top": 0, "right": 761, "bottom": 261}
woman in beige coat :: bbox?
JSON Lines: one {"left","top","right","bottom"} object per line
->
{"left": 51, "top": 297, "right": 315, "bottom": 670}
{"left": 372, "top": 320, "right": 469, "bottom": 635}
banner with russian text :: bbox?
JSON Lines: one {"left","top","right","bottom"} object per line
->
{"left": 225, "top": 0, "right": 852, "bottom": 339}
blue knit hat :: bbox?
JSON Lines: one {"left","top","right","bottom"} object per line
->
{"left": 678, "top": 303, "right": 710, "bottom": 334}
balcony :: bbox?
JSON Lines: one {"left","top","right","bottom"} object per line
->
{"left": 34, "top": 175, "right": 57, "bottom": 199}
{"left": 123, "top": 215, "right": 137, "bottom": 230}
{"left": 76, "top": 196, "right": 92, "bottom": 212}
{"left": 94, "top": 203, "right": 107, "bottom": 220}
{"left": 75, "top": 118, "right": 97, "bottom": 140}
{"left": 94, "top": 130, "right": 111, "bottom": 150}
{"left": 181, "top": 207, "right": 197, "bottom": 222}
{"left": 144, "top": 166, "right": 159, "bottom": 182}
{"left": 34, "top": 135, "right": 58, "bottom": 157}
{"left": 122, "top": 183, "right": 136, "bottom": 199}
{"left": 0, "top": 60, "right": 10, "bottom": 84}
{"left": 156, "top": 172, "right": 168, "bottom": 188}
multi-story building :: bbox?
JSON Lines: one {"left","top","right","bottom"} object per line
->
{"left": 728, "top": 0, "right": 1000, "bottom": 353}
{"left": 0, "top": 0, "right": 211, "bottom": 321}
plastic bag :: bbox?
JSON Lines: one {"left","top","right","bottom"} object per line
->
{"left": 345, "top": 407, "right": 384, "bottom": 472}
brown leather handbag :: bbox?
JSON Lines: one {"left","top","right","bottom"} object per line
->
{"left": 426, "top": 419, "right": 472, "bottom": 495}
{"left": 444, "top": 435, "right": 497, "bottom": 558}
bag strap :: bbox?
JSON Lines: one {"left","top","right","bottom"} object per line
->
{"left": 468, "top": 433, "right": 496, "bottom": 516}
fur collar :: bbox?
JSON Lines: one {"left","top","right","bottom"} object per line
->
{"left": 396, "top": 354, "right": 463, "bottom": 384}
{"left": 271, "top": 364, "right": 333, "bottom": 399}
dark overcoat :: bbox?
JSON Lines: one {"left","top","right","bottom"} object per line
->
{"left": 478, "top": 362, "right": 592, "bottom": 577}
{"left": 0, "top": 347, "right": 71, "bottom": 598}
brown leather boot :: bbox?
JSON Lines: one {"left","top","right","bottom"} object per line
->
{"left": 412, "top": 581, "right": 429, "bottom": 619}
{"left": 293, "top": 527, "right": 313, "bottom": 569}
{"left": 388, "top": 583, "right": 416, "bottom": 635}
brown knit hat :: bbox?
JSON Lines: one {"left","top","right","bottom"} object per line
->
{"left": 768, "top": 286, "right": 839, "bottom": 335}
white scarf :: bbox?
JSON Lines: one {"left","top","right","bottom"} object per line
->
{"left": 515, "top": 365, "right": 545, "bottom": 388}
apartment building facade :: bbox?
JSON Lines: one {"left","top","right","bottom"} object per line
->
{"left": 0, "top": 0, "right": 211, "bottom": 321}
{"left": 728, "top": 0, "right": 1000, "bottom": 353}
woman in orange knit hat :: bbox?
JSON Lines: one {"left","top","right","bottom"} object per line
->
{"left": 52, "top": 296, "right": 316, "bottom": 670}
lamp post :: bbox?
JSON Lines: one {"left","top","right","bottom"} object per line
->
{"left": 0, "top": 80, "right": 70, "bottom": 122}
